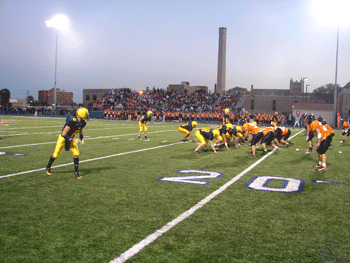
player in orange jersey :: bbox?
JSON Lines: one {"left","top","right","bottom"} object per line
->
{"left": 309, "top": 117, "right": 333, "bottom": 171}
{"left": 241, "top": 119, "right": 264, "bottom": 158}
{"left": 260, "top": 125, "right": 280, "bottom": 155}
{"left": 340, "top": 119, "right": 350, "bottom": 143}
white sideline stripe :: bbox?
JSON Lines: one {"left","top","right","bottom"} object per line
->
{"left": 110, "top": 129, "right": 304, "bottom": 263}
{"left": 0, "top": 142, "right": 183, "bottom": 179}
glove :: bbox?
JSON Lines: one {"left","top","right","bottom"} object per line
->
{"left": 80, "top": 139, "right": 84, "bottom": 146}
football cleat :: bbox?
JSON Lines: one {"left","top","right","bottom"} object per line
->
{"left": 314, "top": 164, "right": 322, "bottom": 168}
{"left": 46, "top": 168, "right": 53, "bottom": 175}
{"left": 138, "top": 136, "right": 141, "bottom": 140}
{"left": 194, "top": 150, "right": 200, "bottom": 154}
{"left": 317, "top": 167, "right": 327, "bottom": 171}
{"left": 75, "top": 172, "right": 82, "bottom": 179}
{"left": 248, "top": 154, "right": 257, "bottom": 158}
{"left": 203, "top": 148, "right": 208, "bottom": 152}
{"left": 306, "top": 149, "right": 313, "bottom": 154}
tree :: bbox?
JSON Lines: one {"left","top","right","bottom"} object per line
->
{"left": 26, "top": 95, "right": 35, "bottom": 103}
{"left": 0, "top": 89, "right": 10, "bottom": 106}
{"left": 312, "top": 83, "right": 339, "bottom": 103}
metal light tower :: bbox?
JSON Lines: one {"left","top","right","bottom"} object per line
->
{"left": 46, "top": 14, "right": 69, "bottom": 109}
{"left": 333, "top": 24, "right": 339, "bottom": 128}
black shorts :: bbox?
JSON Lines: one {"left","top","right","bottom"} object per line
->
{"left": 317, "top": 135, "right": 332, "bottom": 155}
{"left": 307, "top": 131, "right": 314, "bottom": 142}
{"left": 341, "top": 129, "right": 350, "bottom": 136}
{"left": 283, "top": 130, "right": 291, "bottom": 140}
{"left": 250, "top": 132, "right": 264, "bottom": 146}
{"left": 261, "top": 131, "right": 275, "bottom": 145}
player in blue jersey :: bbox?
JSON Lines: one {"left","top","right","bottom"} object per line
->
{"left": 178, "top": 121, "right": 198, "bottom": 142}
{"left": 139, "top": 111, "right": 152, "bottom": 140}
{"left": 222, "top": 108, "right": 230, "bottom": 124}
{"left": 46, "top": 107, "right": 88, "bottom": 179}
{"left": 194, "top": 128, "right": 217, "bottom": 154}
{"left": 227, "top": 125, "right": 244, "bottom": 148}
{"left": 213, "top": 123, "right": 234, "bottom": 150}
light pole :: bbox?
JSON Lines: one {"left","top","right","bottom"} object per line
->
{"left": 303, "top": 77, "right": 308, "bottom": 103}
{"left": 306, "top": 84, "right": 310, "bottom": 102}
{"left": 45, "top": 14, "right": 69, "bottom": 110}
{"left": 333, "top": 24, "right": 339, "bottom": 128}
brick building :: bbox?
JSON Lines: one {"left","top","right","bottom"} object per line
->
{"left": 38, "top": 88, "right": 73, "bottom": 106}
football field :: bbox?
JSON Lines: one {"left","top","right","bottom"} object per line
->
{"left": 0, "top": 116, "right": 349, "bottom": 263}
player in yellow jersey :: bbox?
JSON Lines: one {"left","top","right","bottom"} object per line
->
{"left": 178, "top": 121, "right": 198, "bottom": 142}
{"left": 139, "top": 111, "right": 152, "bottom": 140}
{"left": 213, "top": 123, "right": 233, "bottom": 150}
{"left": 46, "top": 107, "right": 88, "bottom": 179}
{"left": 222, "top": 108, "right": 230, "bottom": 124}
{"left": 226, "top": 125, "right": 244, "bottom": 148}
{"left": 194, "top": 128, "right": 217, "bottom": 154}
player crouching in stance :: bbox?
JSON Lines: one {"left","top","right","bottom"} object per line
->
{"left": 260, "top": 125, "right": 280, "bottom": 155}
{"left": 340, "top": 119, "right": 350, "bottom": 143}
{"left": 213, "top": 123, "right": 234, "bottom": 150}
{"left": 241, "top": 119, "right": 264, "bottom": 158}
{"left": 273, "top": 123, "right": 294, "bottom": 147}
{"left": 139, "top": 111, "right": 152, "bottom": 140}
{"left": 309, "top": 116, "right": 333, "bottom": 171}
{"left": 226, "top": 125, "right": 244, "bottom": 148}
{"left": 179, "top": 121, "right": 198, "bottom": 142}
{"left": 46, "top": 107, "right": 88, "bottom": 179}
{"left": 194, "top": 128, "right": 217, "bottom": 154}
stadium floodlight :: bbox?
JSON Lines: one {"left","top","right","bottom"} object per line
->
{"left": 45, "top": 14, "right": 69, "bottom": 110}
{"left": 45, "top": 14, "right": 69, "bottom": 31}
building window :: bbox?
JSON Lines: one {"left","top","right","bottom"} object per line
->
{"left": 93, "top": 95, "right": 97, "bottom": 101}
{"left": 251, "top": 99, "right": 254, "bottom": 110}
{"left": 86, "top": 95, "right": 90, "bottom": 101}
{"left": 272, "top": 100, "right": 276, "bottom": 111}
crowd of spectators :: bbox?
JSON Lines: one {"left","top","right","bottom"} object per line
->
{"left": 88, "top": 88, "right": 244, "bottom": 114}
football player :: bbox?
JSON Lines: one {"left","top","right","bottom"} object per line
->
{"left": 309, "top": 117, "right": 333, "bottom": 171}
{"left": 139, "top": 111, "right": 153, "bottom": 140}
{"left": 340, "top": 119, "right": 350, "bottom": 143}
{"left": 213, "top": 123, "right": 234, "bottom": 150}
{"left": 305, "top": 114, "right": 315, "bottom": 153}
{"left": 226, "top": 125, "right": 244, "bottom": 148}
{"left": 273, "top": 123, "right": 294, "bottom": 147}
{"left": 46, "top": 107, "right": 88, "bottom": 179}
{"left": 261, "top": 125, "right": 280, "bottom": 155}
{"left": 178, "top": 121, "right": 198, "bottom": 142}
{"left": 322, "top": 119, "right": 334, "bottom": 137}
{"left": 222, "top": 108, "right": 230, "bottom": 124}
{"left": 242, "top": 119, "right": 264, "bottom": 158}
{"left": 194, "top": 128, "right": 217, "bottom": 154}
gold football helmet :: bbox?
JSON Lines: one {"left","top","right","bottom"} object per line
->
{"left": 76, "top": 107, "right": 89, "bottom": 120}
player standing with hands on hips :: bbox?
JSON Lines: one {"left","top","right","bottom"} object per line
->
{"left": 46, "top": 107, "right": 88, "bottom": 179}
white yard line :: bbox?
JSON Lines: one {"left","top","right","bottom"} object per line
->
{"left": 110, "top": 129, "right": 304, "bottom": 263}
